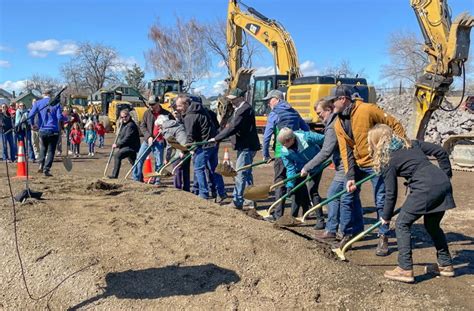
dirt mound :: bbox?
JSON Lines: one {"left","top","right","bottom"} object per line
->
{"left": 0, "top": 176, "right": 455, "bottom": 309}
{"left": 273, "top": 215, "right": 301, "bottom": 228}
{"left": 87, "top": 180, "right": 122, "bottom": 191}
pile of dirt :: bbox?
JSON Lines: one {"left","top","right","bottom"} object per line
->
{"left": 87, "top": 180, "right": 122, "bottom": 191}
{"left": 0, "top": 176, "right": 456, "bottom": 309}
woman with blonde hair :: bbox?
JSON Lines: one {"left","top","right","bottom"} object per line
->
{"left": 367, "top": 124, "right": 456, "bottom": 283}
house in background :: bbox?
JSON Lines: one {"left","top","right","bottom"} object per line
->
{"left": 0, "top": 88, "right": 13, "bottom": 105}
{"left": 13, "top": 91, "right": 42, "bottom": 109}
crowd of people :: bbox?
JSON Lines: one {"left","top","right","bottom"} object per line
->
{"left": 1, "top": 85, "right": 457, "bottom": 283}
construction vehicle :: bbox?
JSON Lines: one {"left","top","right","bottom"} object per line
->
{"left": 221, "top": 0, "right": 375, "bottom": 129}
{"left": 146, "top": 79, "right": 183, "bottom": 111}
{"left": 410, "top": 0, "right": 473, "bottom": 170}
{"left": 68, "top": 94, "right": 88, "bottom": 113}
{"left": 98, "top": 90, "right": 147, "bottom": 132}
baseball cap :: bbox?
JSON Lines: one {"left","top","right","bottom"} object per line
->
{"left": 225, "top": 88, "right": 246, "bottom": 100}
{"left": 325, "top": 85, "right": 353, "bottom": 101}
{"left": 262, "top": 89, "right": 284, "bottom": 101}
{"left": 147, "top": 95, "right": 160, "bottom": 105}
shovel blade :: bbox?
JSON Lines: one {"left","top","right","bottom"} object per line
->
{"left": 256, "top": 209, "right": 271, "bottom": 218}
{"left": 332, "top": 247, "right": 347, "bottom": 261}
{"left": 62, "top": 156, "right": 73, "bottom": 172}
{"left": 244, "top": 185, "right": 271, "bottom": 201}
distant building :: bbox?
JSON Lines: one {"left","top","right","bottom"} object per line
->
{"left": 0, "top": 88, "right": 13, "bottom": 105}
{"left": 13, "top": 91, "right": 42, "bottom": 109}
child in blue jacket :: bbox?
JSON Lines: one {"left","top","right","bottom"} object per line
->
{"left": 278, "top": 127, "right": 325, "bottom": 224}
{"left": 84, "top": 122, "right": 97, "bottom": 157}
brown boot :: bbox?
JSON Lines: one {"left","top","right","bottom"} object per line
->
{"left": 314, "top": 231, "right": 336, "bottom": 241}
{"left": 425, "top": 263, "right": 455, "bottom": 277}
{"left": 331, "top": 235, "right": 352, "bottom": 250}
{"left": 375, "top": 235, "right": 389, "bottom": 256}
{"left": 384, "top": 266, "right": 415, "bottom": 283}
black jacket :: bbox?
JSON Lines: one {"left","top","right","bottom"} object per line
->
{"left": 140, "top": 106, "right": 174, "bottom": 141}
{"left": 0, "top": 112, "right": 13, "bottom": 132}
{"left": 214, "top": 101, "right": 260, "bottom": 151}
{"left": 382, "top": 140, "right": 455, "bottom": 221}
{"left": 116, "top": 119, "right": 141, "bottom": 152}
{"left": 183, "top": 102, "right": 217, "bottom": 147}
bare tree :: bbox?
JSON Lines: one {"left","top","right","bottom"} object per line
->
{"left": 203, "top": 19, "right": 261, "bottom": 77}
{"left": 61, "top": 42, "right": 121, "bottom": 93}
{"left": 24, "top": 74, "right": 63, "bottom": 94}
{"left": 146, "top": 17, "right": 211, "bottom": 92}
{"left": 322, "top": 59, "right": 366, "bottom": 78}
{"left": 381, "top": 31, "right": 428, "bottom": 86}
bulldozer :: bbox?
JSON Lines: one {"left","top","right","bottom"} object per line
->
{"left": 146, "top": 79, "right": 183, "bottom": 111}
{"left": 97, "top": 90, "right": 147, "bottom": 132}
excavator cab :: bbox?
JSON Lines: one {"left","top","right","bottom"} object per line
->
{"left": 250, "top": 74, "right": 289, "bottom": 126}
{"left": 147, "top": 79, "right": 183, "bottom": 110}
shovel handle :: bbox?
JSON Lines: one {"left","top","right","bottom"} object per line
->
{"left": 267, "top": 159, "right": 332, "bottom": 215}
{"left": 172, "top": 152, "right": 193, "bottom": 175}
{"left": 301, "top": 173, "right": 376, "bottom": 222}
{"left": 237, "top": 159, "right": 272, "bottom": 172}
{"left": 186, "top": 140, "right": 214, "bottom": 147}
{"left": 338, "top": 208, "right": 400, "bottom": 258}
{"left": 158, "top": 155, "right": 180, "bottom": 174}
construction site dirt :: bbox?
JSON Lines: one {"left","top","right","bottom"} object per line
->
{"left": 1, "top": 137, "right": 473, "bottom": 310}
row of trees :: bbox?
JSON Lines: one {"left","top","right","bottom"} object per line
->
{"left": 21, "top": 17, "right": 468, "bottom": 98}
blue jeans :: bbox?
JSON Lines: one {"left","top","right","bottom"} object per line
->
{"left": 2, "top": 131, "right": 16, "bottom": 161}
{"left": 325, "top": 179, "right": 344, "bottom": 234}
{"left": 340, "top": 166, "right": 388, "bottom": 236}
{"left": 132, "top": 141, "right": 164, "bottom": 182}
{"left": 193, "top": 147, "right": 225, "bottom": 199}
{"left": 98, "top": 135, "right": 104, "bottom": 147}
{"left": 233, "top": 149, "right": 256, "bottom": 208}
{"left": 88, "top": 142, "right": 95, "bottom": 154}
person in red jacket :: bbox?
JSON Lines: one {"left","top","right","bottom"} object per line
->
{"left": 69, "top": 122, "right": 83, "bottom": 157}
{"left": 95, "top": 121, "right": 106, "bottom": 148}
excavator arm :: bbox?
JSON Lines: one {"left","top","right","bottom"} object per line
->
{"left": 409, "top": 0, "right": 473, "bottom": 139}
{"left": 227, "top": 0, "right": 301, "bottom": 88}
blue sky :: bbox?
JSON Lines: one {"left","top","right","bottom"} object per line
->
{"left": 0, "top": 0, "right": 472, "bottom": 96}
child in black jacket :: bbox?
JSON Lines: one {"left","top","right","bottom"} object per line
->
{"left": 367, "top": 124, "right": 455, "bottom": 283}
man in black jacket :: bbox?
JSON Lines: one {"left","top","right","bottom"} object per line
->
{"left": 211, "top": 88, "right": 260, "bottom": 209}
{"left": 175, "top": 94, "right": 226, "bottom": 200}
{"left": 109, "top": 109, "right": 140, "bottom": 179}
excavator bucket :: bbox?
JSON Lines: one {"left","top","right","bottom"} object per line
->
{"left": 217, "top": 68, "right": 255, "bottom": 128}
{"left": 446, "top": 12, "right": 474, "bottom": 75}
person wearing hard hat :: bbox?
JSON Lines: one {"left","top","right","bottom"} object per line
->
{"left": 210, "top": 88, "right": 260, "bottom": 209}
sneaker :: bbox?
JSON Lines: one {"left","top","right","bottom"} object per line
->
{"left": 384, "top": 266, "right": 415, "bottom": 283}
{"left": 44, "top": 171, "right": 53, "bottom": 177}
{"left": 425, "top": 263, "right": 455, "bottom": 277}
{"left": 336, "top": 232, "right": 344, "bottom": 241}
{"left": 91, "top": 152, "right": 95, "bottom": 156}
{"left": 68, "top": 150, "right": 73, "bottom": 155}
{"left": 314, "top": 231, "right": 336, "bottom": 241}
{"left": 376, "top": 235, "right": 389, "bottom": 256}
{"left": 331, "top": 235, "right": 352, "bottom": 250}
{"left": 107, "top": 175, "right": 118, "bottom": 179}
{"left": 243, "top": 200, "right": 256, "bottom": 210}
{"left": 313, "top": 218, "right": 325, "bottom": 230}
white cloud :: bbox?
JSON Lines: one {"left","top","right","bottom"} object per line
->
{"left": 27, "top": 39, "right": 78, "bottom": 57}
{"left": 300, "top": 60, "right": 320, "bottom": 76}
{"left": 0, "top": 45, "right": 13, "bottom": 52}
{"left": 110, "top": 56, "right": 138, "bottom": 73}
{"left": 254, "top": 66, "right": 275, "bottom": 76}
{"left": 192, "top": 85, "right": 206, "bottom": 95}
{"left": 0, "top": 80, "right": 27, "bottom": 94}
{"left": 0, "top": 60, "right": 11, "bottom": 68}
{"left": 57, "top": 43, "right": 79, "bottom": 55}
{"left": 212, "top": 80, "right": 227, "bottom": 95}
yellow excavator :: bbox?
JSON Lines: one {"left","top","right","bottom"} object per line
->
{"left": 221, "top": 0, "right": 375, "bottom": 129}
{"left": 410, "top": 0, "right": 473, "bottom": 169}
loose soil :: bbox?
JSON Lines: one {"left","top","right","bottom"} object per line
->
{"left": 1, "top": 136, "right": 473, "bottom": 310}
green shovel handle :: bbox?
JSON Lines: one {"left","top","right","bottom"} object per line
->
{"left": 267, "top": 159, "right": 332, "bottom": 215}
{"left": 237, "top": 159, "right": 272, "bottom": 172}
{"left": 301, "top": 173, "right": 377, "bottom": 222}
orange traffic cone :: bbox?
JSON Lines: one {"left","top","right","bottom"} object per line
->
{"left": 15, "top": 140, "right": 27, "bottom": 179}
{"left": 143, "top": 155, "right": 153, "bottom": 182}
{"left": 223, "top": 148, "right": 230, "bottom": 163}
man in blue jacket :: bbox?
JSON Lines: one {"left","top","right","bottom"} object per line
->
{"left": 28, "top": 89, "right": 66, "bottom": 177}
{"left": 262, "top": 89, "right": 310, "bottom": 221}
